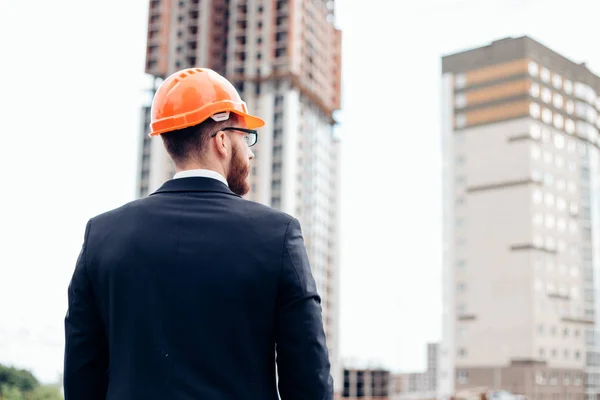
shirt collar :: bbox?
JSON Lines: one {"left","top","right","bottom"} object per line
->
{"left": 173, "top": 169, "right": 228, "bottom": 187}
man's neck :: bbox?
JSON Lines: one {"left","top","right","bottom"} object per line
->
{"left": 173, "top": 168, "right": 228, "bottom": 187}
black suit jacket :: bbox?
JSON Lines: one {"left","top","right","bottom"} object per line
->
{"left": 64, "top": 177, "right": 333, "bottom": 399}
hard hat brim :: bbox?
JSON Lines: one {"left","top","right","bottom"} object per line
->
{"left": 234, "top": 111, "right": 265, "bottom": 130}
{"left": 149, "top": 103, "right": 265, "bottom": 137}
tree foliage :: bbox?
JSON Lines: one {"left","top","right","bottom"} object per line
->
{"left": 0, "top": 365, "right": 62, "bottom": 400}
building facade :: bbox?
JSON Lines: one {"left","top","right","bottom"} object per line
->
{"left": 137, "top": 0, "right": 343, "bottom": 387}
{"left": 342, "top": 368, "right": 391, "bottom": 399}
{"left": 439, "top": 36, "right": 600, "bottom": 400}
{"left": 392, "top": 343, "right": 438, "bottom": 400}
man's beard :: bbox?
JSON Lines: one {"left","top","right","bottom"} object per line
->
{"left": 227, "top": 144, "right": 250, "bottom": 196}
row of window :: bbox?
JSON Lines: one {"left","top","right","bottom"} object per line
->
{"left": 532, "top": 235, "right": 580, "bottom": 254}
{"left": 528, "top": 61, "right": 599, "bottom": 108}
{"left": 541, "top": 347, "right": 582, "bottom": 361}
{"left": 533, "top": 188, "right": 578, "bottom": 208}
{"left": 530, "top": 146, "right": 578, "bottom": 170}
{"left": 532, "top": 171, "right": 579, "bottom": 193}
{"left": 456, "top": 347, "right": 583, "bottom": 363}
{"left": 530, "top": 124, "right": 592, "bottom": 156}
{"left": 530, "top": 83, "right": 600, "bottom": 127}
{"left": 534, "top": 259, "right": 580, "bottom": 277}
{"left": 533, "top": 211, "right": 579, "bottom": 231}
{"left": 534, "top": 280, "right": 581, "bottom": 298}
{"left": 530, "top": 103, "right": 600, "bottom": 144}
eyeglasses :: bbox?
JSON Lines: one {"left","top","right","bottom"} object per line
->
{"left": 211, "top": 127, "right": 258, "bottom": 147}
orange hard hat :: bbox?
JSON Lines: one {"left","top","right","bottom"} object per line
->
{"left": 149, "top": 68, "right": 265, "bottom": 136}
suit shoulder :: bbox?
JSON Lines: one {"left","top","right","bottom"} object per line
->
{"left": 241, "top": 199, "right": 296, "bottom": 225}
{"left": 87, "top": 197, "right": 149, "bottom": 226}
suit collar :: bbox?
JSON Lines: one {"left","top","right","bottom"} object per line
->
{"left": 150, "top": 177, "right": 241, "bottom": 198}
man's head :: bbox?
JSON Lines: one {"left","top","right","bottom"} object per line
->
{"left": 161, "top": 112, "right": 256, "bottom": 196}
{"left": 148, "top": 68, "right": 265, "bottom": 196}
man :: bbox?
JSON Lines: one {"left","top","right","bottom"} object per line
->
{"left": 64, "top": 68, "right": 333, "bottom": 399}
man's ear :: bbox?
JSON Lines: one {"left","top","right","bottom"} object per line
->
{"left": 213, "top": 130, "right": 229, "bottom": 158}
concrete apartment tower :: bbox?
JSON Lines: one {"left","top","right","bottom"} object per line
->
{"left": 438, "top": 36, "right": 600, "bottom": 400}
{"left": 136, "top": 0, "right": 343, "bottom": 388}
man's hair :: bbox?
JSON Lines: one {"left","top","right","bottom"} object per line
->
{"left": 161, "top": 113, "right": 242, "bottom": 165}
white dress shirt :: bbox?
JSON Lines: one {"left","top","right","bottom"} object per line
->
{"left": 173, "top": 169, "right": 228, "bottom": 187}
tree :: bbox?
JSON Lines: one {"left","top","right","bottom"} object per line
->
{"left": 0, "top": 366, "right": 38, "bottom": 393}
{"left": 0, "top": 365, "right": 62, "bottom": 400}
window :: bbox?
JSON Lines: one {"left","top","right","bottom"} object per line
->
{"left": 542, "top": 88, "right": 552, "bottom": 103}
{"left": 455, "top": 94, "right": 466, "bottom": 108}
{"left": 542, "top": 108, "right": 552, "bottom": 124}
{"left": 541, "top": 67, "right": 551, "bottom": 82}
{"left": 457, "top": 282, "right": 466, "bottom": 292}
{"left": 457, "top": 348, "right": 467, "bottom": 358}
{"left": 554, "top": 114, "right": 564, "bottom": 129}
{"left": 530, "top": 124, "right": 541, "bottom": 139}
{"left": 576, "top": 101, "right": 587, "bottom": 118}
{"left": 531, "top": 83, "right": 540, "bottom": 97}
{"left": 533, "top": 213, "right": 543, "bottom": 225}
{"left": 531, "top": 145, "right": 541, "bottom": 160}
{"left": 570, "top": 203, "right": 578, "bottom": 215}
{"left": 564, "top": 80, "right": 573, "bottom": 94}
{"left": 565, "top": 119, "right": 575, "bottom": 134}
{"left": 545, "top": 193, "right": 555, "bottom": 207}
{"left": 555, "top": 156, "right": 565, "bottom": 169}
{"left": 457, "top": 370, "right": 468, "bottom": 384}
{"left": 529, "top": 61, "right": 539, "bottom": 76}
{"left": 536, "top": 372, "right": 544, "bottom": 385}
{"left": 530, "top": 103, "right": 541, "bottom": 119}
{"left": 544, "top": 151, "right": 553, "bottom": 164}
{"left": 553, "top": 74, "right": 563, "bottom": 89}
{"left": 575, "top": 82, "right": 587, "bottom": 99}
{"left": 533, "top": 189, "right": 543, "bottom": 204}
{"left": 455, "top": 74, "right": 466, "bottom": 88}
{"left": 553, "top": 93, "right": 564, "bottom": 109}
{"left": 570, "top": 267, "right": 579, "bottom": 277}
{"left": 566, "top": 100, "right": 574, "bottom": 114}
{"left": 544, "top": 173, "right": 554, "bottom": 186}
{"left": 456, "top": 114, "right": 466, "bottom": 128}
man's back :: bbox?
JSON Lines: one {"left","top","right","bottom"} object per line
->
{"left": 64, "top": 177, "right": 333, "bottom": 399}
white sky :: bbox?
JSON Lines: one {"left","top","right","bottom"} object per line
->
{"left": 0, "top": 0, "right": 599, "bottom": 385}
